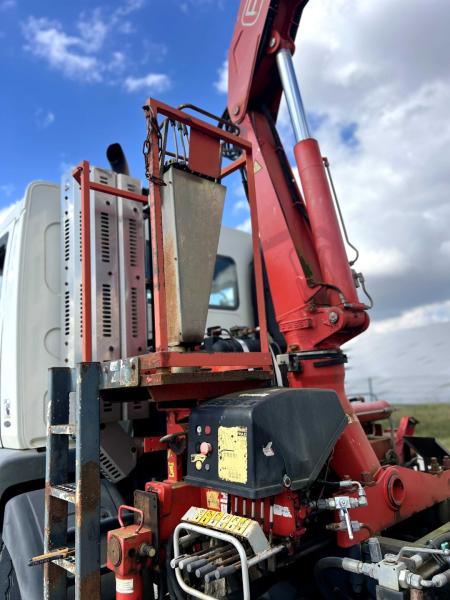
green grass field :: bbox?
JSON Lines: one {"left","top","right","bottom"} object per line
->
{"left": 392, "top": 404, "right": 450, "bottom": 450}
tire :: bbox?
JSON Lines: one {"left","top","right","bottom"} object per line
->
{"left": 0, "top": 539, "right": 22, "bottom": 600}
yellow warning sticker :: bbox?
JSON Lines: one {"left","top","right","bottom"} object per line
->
{"left": 218, "top": 426, "right": 248, "bottom": 484}
{"left": 199, "top": 510, "right": 217, "bottom": 525}
{"left": 191, "top": 508, "right": 207, "bottom": 523}
{"left": 183, "top": 508, "right": 253, "bottom": 537}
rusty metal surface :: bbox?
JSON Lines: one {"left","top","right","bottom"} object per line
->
{"left": 50, "top": 483, "right": 76, "bottom": 503}
{"left": 143, "top": 98, "right": 270, "bottom": 360}
{"left": 139, "top": 350, "right": 273, "bottom": 369}
{"left": 75, "top": 363, "right": 101, "bottom": 600}
{"left": 147, "top": 378, "right": 270, "bottom": 403}
{"left": 141, "top": 369, "right": 271, "bottom": 386}
{"left": 100, "top": 353, "right": 272, "bottom": 391}
{"left": 161, "top": 166, "right": 225, "bottom": 346}
{"left": 134, "top": 490, "right": 160, "bottom": 550}
{"left": 44, "top": 367, "right": 72, "bottom": 600}
{"left": 101, "top": 356, "right": 140, "bottom": 389}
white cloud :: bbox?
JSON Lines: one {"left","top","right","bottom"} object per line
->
{"left": 232, "top": 199, "right": 249, "bottom": 216}
{"left": 21, "top": 1, "right": 147, "bottom": 84}
{"left": 371, "top": 300, "right": 450, "bottom": 335}
{"left": 124, "top": 73, "right": 171, "bottom": 93}
{"left": 22, "top": 16, "right": 102, "bottom": 82}
{"left": 283, "top": 0, "right": 450, "bottom": 323}
{"left": 215, "top": 59, "right": 228, "bottom": 93}
{"left": 0, "top": 0, "right": 15, "bottom": 10}
{"left": 237, "top": 217, "right": 251, "bottom": 233}
{"left": 35, "top": 108, "right": 55, "bottom": 129}
{"left": 0, "top": 184, "right": 15, "bottom": 197}
{"left": 179, "top": 0, "right": 225, "bottom": 10}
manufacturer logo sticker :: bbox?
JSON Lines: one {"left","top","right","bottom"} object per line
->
{"left": 241, "top": 0, "right": 264, "bottom": 27}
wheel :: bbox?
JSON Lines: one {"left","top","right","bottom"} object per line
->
{"left": 0, "top": 538, "right": 22, "bottom": 600}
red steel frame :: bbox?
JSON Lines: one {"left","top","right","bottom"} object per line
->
{"left": 141, "top": 98, "right": 271, "bottom": 371}
{"left": 73, "top": 100, "right": 272, "bottom": 372}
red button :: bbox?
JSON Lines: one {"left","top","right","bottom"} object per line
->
{"left": 204, "top": 425, "right": 212, "bottom": 435}
{"left": 200, "top": 442, "right": 212, "bottom": 456}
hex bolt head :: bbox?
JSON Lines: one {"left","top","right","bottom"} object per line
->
{"left": 329, "top": 311, "right": 339, "bottom": 324}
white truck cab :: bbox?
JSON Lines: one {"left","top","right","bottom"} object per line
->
{"left": 0, "top": 170, "right": 256, "bottom": 599}
{"left": 0, "top": 175, "right": 254, "bottom": 451}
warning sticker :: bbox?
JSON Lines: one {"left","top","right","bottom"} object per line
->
{"left": 273, "top": 504, "right": 293, "bottom": 518}
{"left": 183, "top": 507, "right": 252, "bottom": 537}
{"left": 116, "top": 578, "right": 134, "bottom": 594}
{"left": 206, "top": 490, "right": 220, "bottom": 510}
{"left": 218, "top": 426, "right": 248, "bottom": 484}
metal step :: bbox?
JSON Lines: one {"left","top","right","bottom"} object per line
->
{"left": 50, "top": 483, "right": 76, "bottom": 503}
{"left": 53, "top": 555, "right": 76, "bottom": 575}
{"left": 50, "top": 424, "right": 76, "bottom": 435}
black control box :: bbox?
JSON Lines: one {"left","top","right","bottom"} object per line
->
{"left": 185, "top": 387, "right": 347, "bottom": 499}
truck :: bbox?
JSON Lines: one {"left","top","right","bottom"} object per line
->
{"left": 3, "top": 1, "right": 450, "bottom": 599}
{"left": 0, "top": 169, "right": 256, "bottom": 598}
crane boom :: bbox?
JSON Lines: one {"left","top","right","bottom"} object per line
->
{"left": 228, "top": 0, "right": 379, "bottom": 480}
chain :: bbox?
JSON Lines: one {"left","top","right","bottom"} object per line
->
{"left": 142, "top": 106, "right": 166, "bottom": 186}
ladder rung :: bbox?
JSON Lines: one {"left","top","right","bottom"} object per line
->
{"left": 50, "top": 483, "right": 76, "bottom": 503}
{"left": 50, "top": 424, "right": 76, "bottom": 435}
{"left": 53, "top": 556, "right": 76, "bottom": 575}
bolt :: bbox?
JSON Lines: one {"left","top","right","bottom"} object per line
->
{"left": 269, "top": 37, "right": 276, "bottom": 48}
{"left": 283, "top": 474, "right": 292, "bottom": 488}
{"left": 384, "top": 553, "right": 397, "bottom": 563}
{"left": 430, "top": 456, "right": 441, "bottom": 473}
{"left": 232, "top": 104, "right": 240, "bottom": 116}
{"left": 329, "top": 311, "right": 339, "bottom": 324}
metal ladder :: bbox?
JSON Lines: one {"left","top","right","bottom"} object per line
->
{"left": 44, "top": 363, "right": 101, "bottom": 600}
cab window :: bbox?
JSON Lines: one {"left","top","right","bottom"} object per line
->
{"left": 209, "top": 255, "right": 239, "bottom": 310}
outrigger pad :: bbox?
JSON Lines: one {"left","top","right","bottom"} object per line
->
{"left": 185, "top": 387, "right": 347, "bottom": 499}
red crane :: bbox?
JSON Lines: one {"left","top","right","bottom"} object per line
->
{"left": 227, "top": 0, "right": 450, "bottom": 544}
{"left": 39, "top": 2, "right": 450, "bottom": 599}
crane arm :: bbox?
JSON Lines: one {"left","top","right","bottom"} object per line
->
{"left": 228, "top": 0, "right": 309, "bottom": 124}
{"left": 228, "top": 0, "right": 369, "bottom": 351}
{"left": 228, "top": 0, "right": 380, "bottom": 480}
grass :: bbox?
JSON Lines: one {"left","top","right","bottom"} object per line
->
{"left": 392, "top": 404, "right": 450, "bottom": 450}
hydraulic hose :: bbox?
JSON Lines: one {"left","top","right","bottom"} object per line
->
{"left": 426, "top": 532, "right": 450, "bottom": 567}
{"left": 426, "top": 532, "right": 450, "bottom": 550}
{"left": 314, "top": 557, "right": 345, "bottom": 600}
{"left": 166, "top": 535, "right": 186, "bottom": 600}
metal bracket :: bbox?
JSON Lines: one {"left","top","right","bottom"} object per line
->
{"left": 276, "top": 354, "right": 302, "bottom": 373}
{"left": 102, "top": 357, "right": 140, "bottom": 389}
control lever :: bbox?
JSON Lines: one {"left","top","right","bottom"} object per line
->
{"left": 310, "top": 480, "right": 368, "bottom": 540}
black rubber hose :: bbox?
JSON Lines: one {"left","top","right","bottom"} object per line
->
{"left": 314, "top": 557, "right": 345, "bottom": 600}
{"left": 427, "top": 532, "right": 450, "bottom": 550}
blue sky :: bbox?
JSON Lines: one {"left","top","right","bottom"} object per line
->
{"left": 2, "top": 0, "right": 450, "bottom": 329}
{"left": 0, "top": 0, "right": 246, "bottom": 227}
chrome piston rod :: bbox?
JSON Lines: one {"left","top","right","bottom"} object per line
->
{"left": 276, "top": 47, "right": 311, "bottom": 142}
